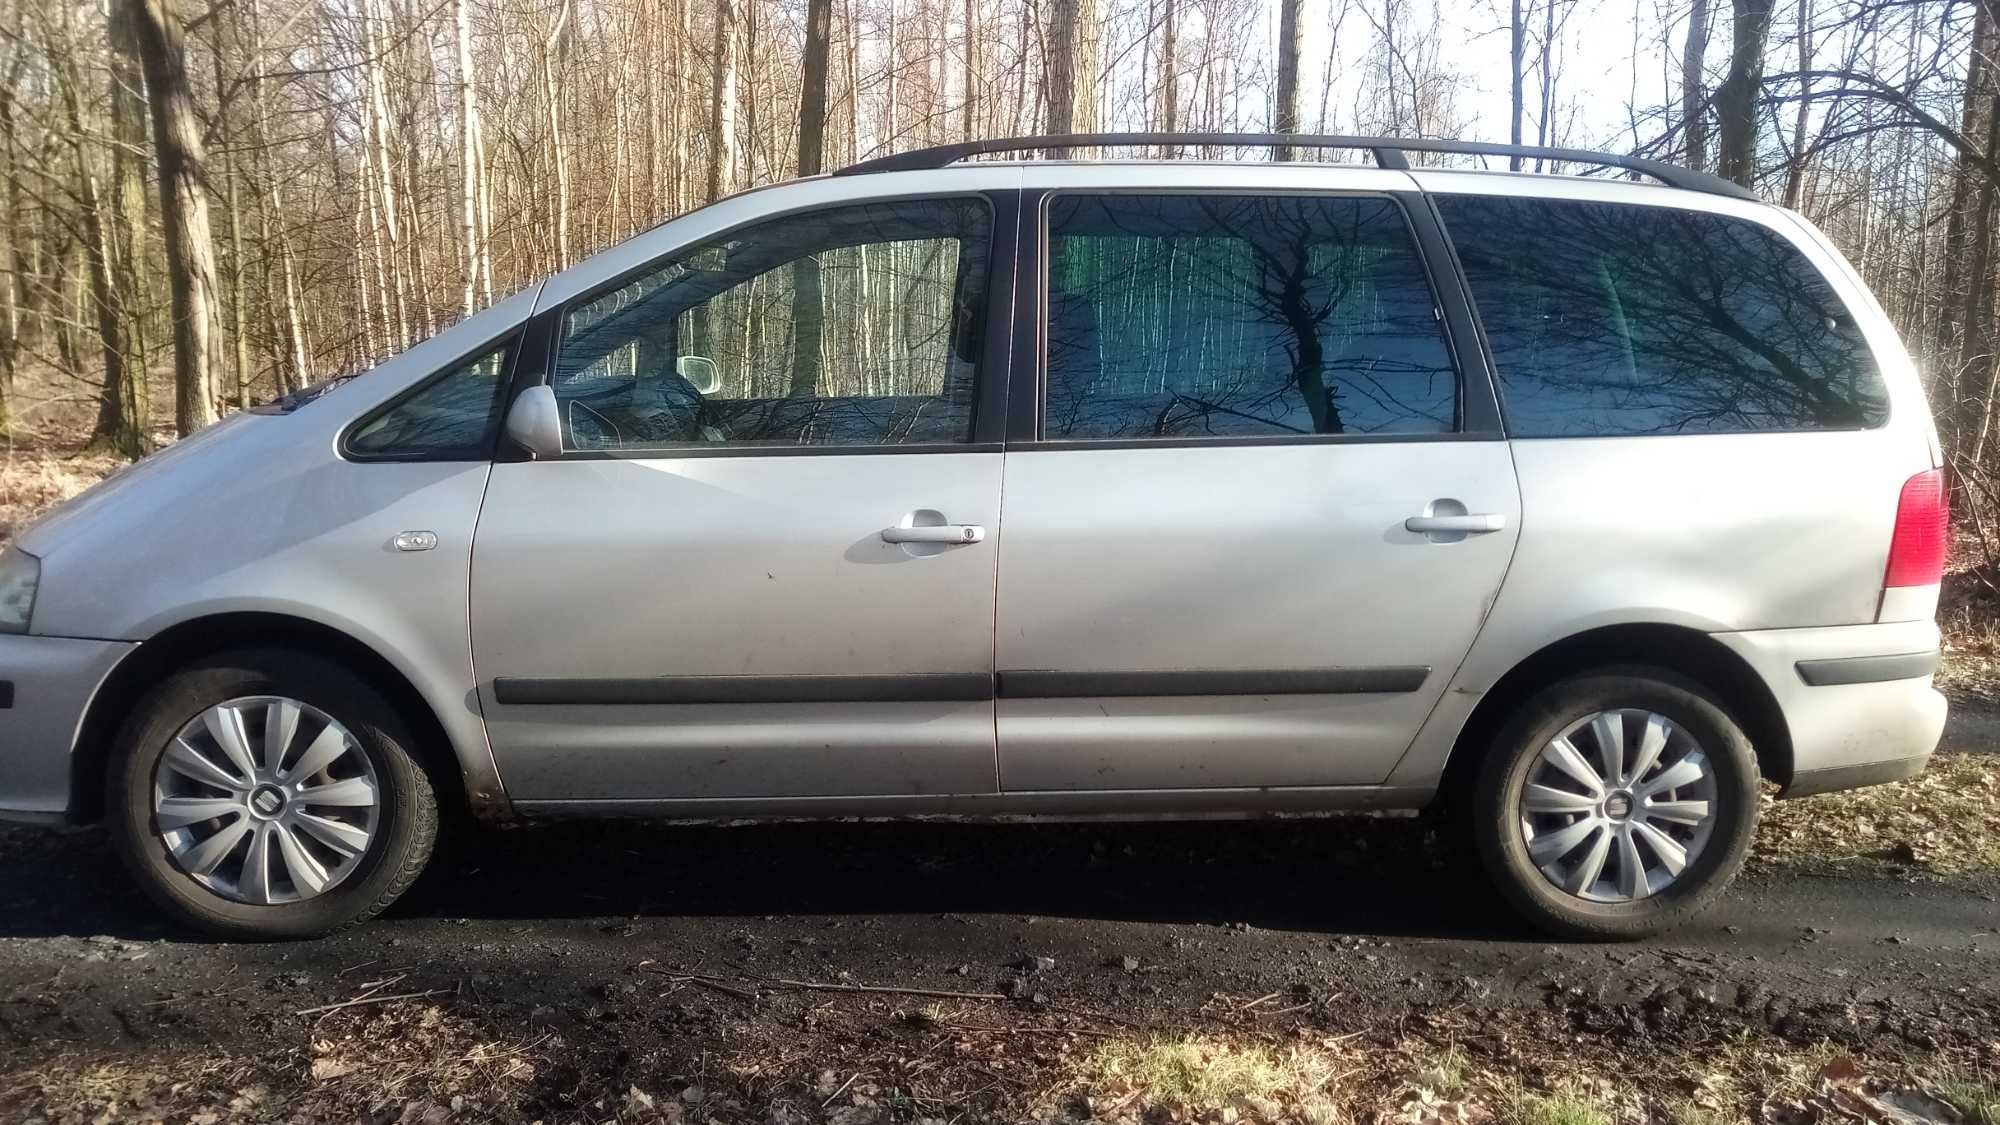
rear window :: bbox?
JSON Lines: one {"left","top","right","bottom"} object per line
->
{"left": 1042, "top": 194, "right": 1457, "bottom": 440}
{"left": 1435, "top": 195, "right": 1887, "bottom": 437}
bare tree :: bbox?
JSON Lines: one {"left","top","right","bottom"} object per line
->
{"left": 125, "top": 0, "right": 219, "bottom": 435}
{"left": 1683, "top": 0, "right": 1712, "bottom": 169}
{"left": 1714, "top": 0, "right": 1773, "bottom": 187}
{"left": 1274, "top": 0, "right": 1303, "bottom": 158}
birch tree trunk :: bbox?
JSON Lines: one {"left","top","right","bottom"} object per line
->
{"left": 543, "top": 0, "right": 573, "bottom": 269}
{"left": 126, "top": 0, "right": 220, "bottom": 436}
{"left": 456, "top": 0, "right": 486, "bottom": 315}
{"left": 1781, "top": 0, "right": 1811, "bottom": 208}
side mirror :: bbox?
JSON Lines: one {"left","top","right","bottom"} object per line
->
{"left": 677, "top": 355, "right": 721, "bottom": 395}
{"left": 504, "top": 385, "right": 563, "bottom": 459}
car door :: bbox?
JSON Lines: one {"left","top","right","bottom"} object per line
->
{"left": 471, "top": 194, "right": 1013, "bottom": 807}
{"left": 994, "top": 188, "right": 1522, "bottom": 792}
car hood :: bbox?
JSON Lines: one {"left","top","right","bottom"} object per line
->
{"left": 14, "top": 412, "right": 270, "bottom": 562}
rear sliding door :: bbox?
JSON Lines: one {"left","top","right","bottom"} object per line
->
{"left": 994, "top": 191, "right": 1521, "bottom": 792}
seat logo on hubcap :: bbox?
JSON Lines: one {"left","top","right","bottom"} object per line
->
{"left": 250, "top": 786, "right": 286, "bottom": 818}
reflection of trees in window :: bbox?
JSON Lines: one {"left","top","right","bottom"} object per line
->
{"left": 1436, "top": 196, "right": 1888, "bottom": 437}
{"left": 1043, "top": 194, "right": 1457, "bottom": 440}
{"left": 348, "top": 345, "right": 511, "bottom": 456}
{"left": 548, "top": 199, "right": 989, "bottom": 449}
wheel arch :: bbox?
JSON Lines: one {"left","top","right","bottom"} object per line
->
{"left": 69, "top": 612, "right": 476, "bottom": 824}
{"left": 1436, "top": 623, "right": 1793, "bottom": 812}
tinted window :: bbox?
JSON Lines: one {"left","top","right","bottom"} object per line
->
{"left": 1436, "top": 195, "right": 1887, "bottom": 436}
{"left": 1042, "top": 194, "right": 1456, "bottom": 440}
{"left": 346, "top": 342, "right": 513, "bottom": 458}
{"left": 553, "top": 198, "right": 990, "bottom": 451}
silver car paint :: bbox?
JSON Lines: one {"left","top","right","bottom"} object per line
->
{"left": 471, "top": 453, "right": 1005, "bottom": 800}
{"left": 8, "top": 287, "right": 541, "bottom": 817}
{"left": 0, "top": 161, "right": 1946, "bottom": 824}
{"left": 993, "top": 442, "right": 1520, "bottom": 790}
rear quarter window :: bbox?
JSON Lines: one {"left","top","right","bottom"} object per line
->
{"left": 1435, "top": 195, "right": 1888, "bottom": 437}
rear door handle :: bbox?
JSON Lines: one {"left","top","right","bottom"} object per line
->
{"left": 881, "top": 524, "right": 986, "bottom": 545}
{"left": 1404, "top": 513, "right": 1506, "bottom": 534}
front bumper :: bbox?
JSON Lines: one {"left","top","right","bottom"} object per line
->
{"left": 0, "top": 634, "right": 133, "bottom": 823}
{"left": 1712, "top": 620, "right": 1946, "bottom": 798}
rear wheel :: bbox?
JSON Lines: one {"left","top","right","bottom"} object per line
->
{"left": 106, "top": 650, "right": 439, "bottom": 940}
{"left": 1472, "top": 669, "right": 1759, "bottom": 940}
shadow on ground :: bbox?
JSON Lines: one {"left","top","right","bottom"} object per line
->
{"left": 0, "top": 814, "right": 1516, "bottom": 943}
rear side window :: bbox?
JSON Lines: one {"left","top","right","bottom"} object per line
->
{"left": 1436, "top": 195, "right": 1887, "bottom": 437}
{"left": 346, "top": 341, "right": 515, "bottom": 459}
{"left": 1042, "top": 194, "right": 1457, "bottom": 440}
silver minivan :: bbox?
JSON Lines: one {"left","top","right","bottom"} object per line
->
{"left": 0, "top": 135, "right": 1949, "bottom": 941}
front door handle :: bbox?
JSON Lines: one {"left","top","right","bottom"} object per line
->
{"left": 1404, "top": 513, "right": 1506, "bottom": 534}
{"left": 881, "top": 523, "right": 986, "bottom": 545}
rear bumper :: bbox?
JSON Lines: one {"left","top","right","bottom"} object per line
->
{"left": 1712, "top": 620, "right": 1945, "bottom": 798}
{"left": 0, "top": 634, "right": 133, "bottom": 824}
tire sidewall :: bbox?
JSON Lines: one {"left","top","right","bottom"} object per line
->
{"left": 107, "top": 650, "right": 434, "bottom": 941}
{"left": 1473, "top": 668, "right": 1760, "bottom": 940}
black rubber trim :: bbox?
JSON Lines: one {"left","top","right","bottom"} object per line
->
{"left": 492, "top": 674, "right": 995, "bottom": 705}
{"left": 1794, "top": 650, "right": 1939, "bottom": 687}
{"left": 998, "top": 666, "right": 1430, "bottom": 698}
{"left": 0, "top": 680, "right": 12, "bottom": 709}
{"left": 1783, "top": 754, "right": 1930, "bottom": 798}
{"left": 493, "top": 666, "right": 1433, "bottom": 705}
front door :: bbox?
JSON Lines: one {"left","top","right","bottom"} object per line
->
{"left": 471, "top": 196, "right": 1008, "bottom": 805}
{"left": 995, "top": 190, "right": 1521, "bottom": 791}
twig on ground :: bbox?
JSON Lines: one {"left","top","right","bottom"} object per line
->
{"left": 296, "top": 989, "right": 448, "bottom": 1016}
{"left": 765, "top": 977, "right": 1010, "bottom": 1002}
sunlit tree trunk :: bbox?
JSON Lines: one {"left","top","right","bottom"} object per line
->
{"left": 126, "top": 0, "right": 220, "bottom": 435}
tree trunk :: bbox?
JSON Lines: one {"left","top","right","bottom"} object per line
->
{"left": 1156, "top": 0, "right": 1177, "bottom": 153}
{"left": 1781, "top": 0, "right": 1812, "bottom": 208}
{"left": 707, "top": 0, "right": 738, "bottom": 200}
{"left": 1682, "top": 0, "right": 1711, "bottom": 169}
{"left": 456, "top": 0, "right": 485, "bottom": 315}
{"left": 1046, "top": 0, "right": 1099, "bottom": 140}
{"left": 541, "top": 0, "right": 572, "bottom": 268}
{"left": 961, "top": 0, "right": 977, "bottom": 140}
{"left": 101, "top": 0, "right": 152, "bottom": 450}
{"left": 1714, "top": 0, "right": 1772, "bottom": 188}
{"left": 1273, "top": 0, "right": 1303, "bottom": 159}
{"left": 1937, "top": 0, "right": 1996, "bottom": 421}
{"left": 1509, "top": 0, "right": 1525, "bottom": 169}
{"left": 125, "top": 0, "right": 220, "bottom": 436}
{"left": 791, "top": 0, "right": 831, "bottom": 397}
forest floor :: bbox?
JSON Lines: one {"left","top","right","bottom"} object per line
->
{"left": 0, "top": 377, "right": 1996, "bottom": 1123}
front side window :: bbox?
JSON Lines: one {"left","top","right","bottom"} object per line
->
{"left": 346, "top": 341, "right": 514, "bottom": 459}
{"left": 1042, "top": 194, "right": 1457, "bottom": 440}
{"left": 552, "top": 198, "right": 991, "bottom": 451}
{"left": 1435, "top": 195, "right": 1887, "bottom": 437}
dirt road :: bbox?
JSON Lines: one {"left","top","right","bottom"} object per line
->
{"left": 0, "top": 711, "right": 1994, "bottom": 1122}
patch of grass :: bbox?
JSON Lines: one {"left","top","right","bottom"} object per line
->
{"left": 1664, "top": 1102, "right": 1733, "bottom": 1125}
{"left": 1510, "top": 1090, "right": 1613, "bottom": 1125}
{"left": 1076, "top": 1033, "right": 1347, "bottom": 1116}
{"left": 1409, "top": 1044, "right": 1468, "bottom": 1098}
{"left": 1936, "top": 1074, "right": 2000, "bottom": 1125}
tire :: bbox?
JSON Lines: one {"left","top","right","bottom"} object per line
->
{"left": 106, "top": 649, "right": 439, "bottom": 940}
{"left": 1471, "top": 668, "right": 1759, "bottom": 941}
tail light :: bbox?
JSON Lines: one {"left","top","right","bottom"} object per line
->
{"left": 1884, "top": 467, "right": 1948, "bottom": 588}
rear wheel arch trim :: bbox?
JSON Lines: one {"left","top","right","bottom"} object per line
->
{"left": 1432, "top": 623, "right": 1794, "bottom": 808}
{"left": 68, "top": 611, "right": 499, "bottom": 824}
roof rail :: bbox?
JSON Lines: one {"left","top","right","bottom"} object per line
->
{"left": 834, "top": 132, "right": 1758, "bottom": 201}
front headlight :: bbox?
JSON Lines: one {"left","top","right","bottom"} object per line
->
{"left": 0, "top": 546, "right": 40, "bottom": 634}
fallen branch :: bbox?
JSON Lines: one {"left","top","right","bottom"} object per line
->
{"left": 295, "top": 989, "right": 448, "bottom": 1016}
{"left": 766, "top": 977, "right": 1010, "bottom": 1002}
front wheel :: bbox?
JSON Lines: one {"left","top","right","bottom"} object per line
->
{"left": 106, "top": 650, "right": 439, "bottom": 940}
{"left": 1472, "top": 669, "right": 1759, "bottom": 940}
